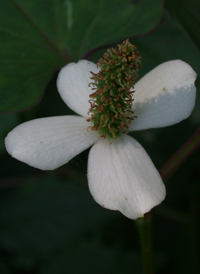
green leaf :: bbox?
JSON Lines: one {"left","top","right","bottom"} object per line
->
{"left": 166, "top": 0, "right": 200, "bottom": 50}
{"left": 0, "top": 1, "right": 67, "bottom": 113}
{"left": 65, "top": 0, "right": 164, "bottom": 59}
{"left": 0, "top": 0, "right": 164, "bottom": 113}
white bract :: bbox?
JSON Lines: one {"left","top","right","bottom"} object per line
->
{"left": 5, "top": 59, "right": 196, "bottom": 219}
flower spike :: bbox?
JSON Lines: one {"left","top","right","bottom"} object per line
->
{"left": 87, "top": 40, "right": 142, "bottom": 139}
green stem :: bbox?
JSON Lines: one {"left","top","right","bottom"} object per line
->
{"left": 135, "top": 212, "right": 154, "bottom": 274}
{"left": 160, "top": 126, "right": 200, "bottom": 183}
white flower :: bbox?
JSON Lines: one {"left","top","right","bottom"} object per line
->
{"left": 5, "top": 59, "right": 196, "bottom": 219}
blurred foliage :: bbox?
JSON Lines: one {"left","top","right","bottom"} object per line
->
{"left": 0, "top": 177, "right": 142, "bottom": 274}
{"left": 0, "top": 114, "right": 19, "bottom": 153}
{"left": 0, "top": 0, "right": 200, "bottom": 273}
{"left": 167, "top": 0, "right": 200, "bottom": 49}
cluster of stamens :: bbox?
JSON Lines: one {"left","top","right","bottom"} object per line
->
{"left": 87, "top": 39, "right": 141, "bottom": 141}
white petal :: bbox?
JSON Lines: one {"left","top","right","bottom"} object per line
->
{"left": 129, "top": 60, "right": 197, "bottom": 131}
{"left": 88, "top": 135, "right": 166, "bottom": 219}
{"left": 57, "top": 60, "right": 99, "bottom": 117}
{"left": 5, "top": 116, "right": 98, "bottom": 170}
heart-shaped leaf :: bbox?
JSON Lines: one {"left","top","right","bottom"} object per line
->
{"left": 0, "top": 0, "right": 164, "bottom": 112}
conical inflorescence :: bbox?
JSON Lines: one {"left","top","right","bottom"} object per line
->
{"left": 87, "top": 40, "right": 141, "bottom": 140}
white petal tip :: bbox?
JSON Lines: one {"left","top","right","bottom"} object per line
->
{"left": 5, "top": 116, "right": 98, "bottom": 171}
{"left": 88, "top": 135, "right": 166, "bottom": 220}
{"left": 130, "top": 60, "right": 197, "bottom": 131}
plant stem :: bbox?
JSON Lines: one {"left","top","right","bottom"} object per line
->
{"left": 135, "top": 212, "right": 154, "bottom": 274}
{"left": 160, "top": 126, "right": 200, "bottom": 183}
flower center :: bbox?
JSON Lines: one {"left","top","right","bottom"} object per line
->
{"left": 87, "top": 40, "right": 141, "bottom": 140}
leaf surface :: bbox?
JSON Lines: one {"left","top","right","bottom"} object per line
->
{"left": 0, "top": 0, "right": 164, "bottom": 112}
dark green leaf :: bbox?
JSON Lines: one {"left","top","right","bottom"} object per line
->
{"left": 0, "top": 1, "right": 67, "bottom": 113}
{"left": 166, "top": 0, "right": 200, "bottom": 50}
{"left": 0, "top": 0, "right": 164, "bottom": 112}
{"left": 66, "top": 0, "right": 164, "bottom": 59}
